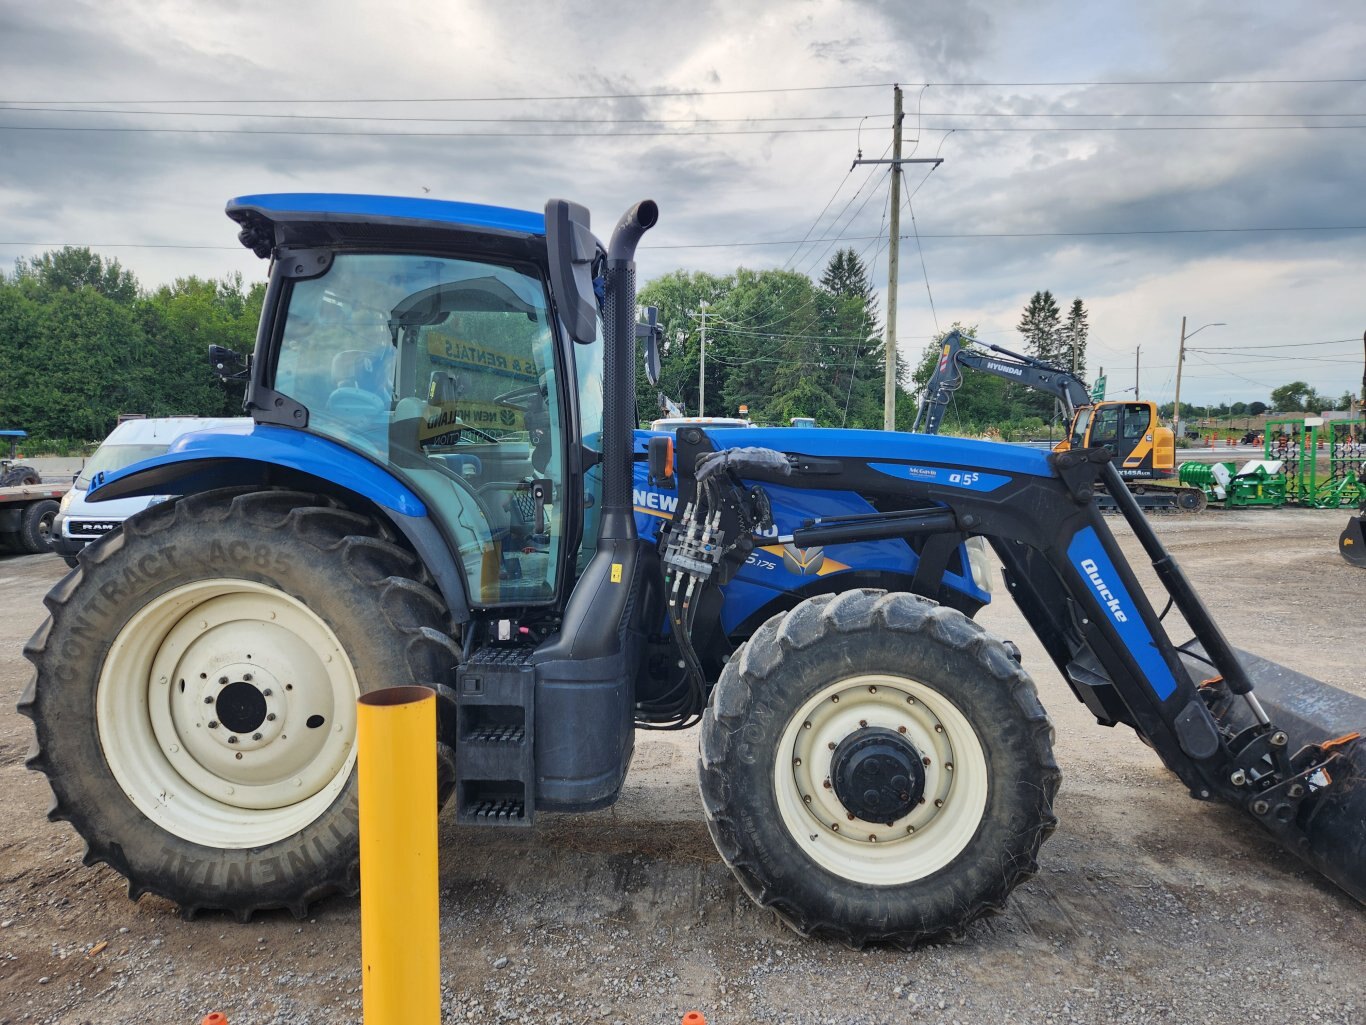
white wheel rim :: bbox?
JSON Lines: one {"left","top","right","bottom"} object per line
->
{"left": 97, "top": 579, "right": 359, "bottom": 849}
{"left": 773, "top": 673, "right": 989, "bottom": 886}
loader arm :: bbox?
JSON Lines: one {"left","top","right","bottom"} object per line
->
{"left": 663, "top": 426, "right": 1365, "bottom": 903}
{"left": 914, "top": 329, "right": 1092, "bottom": 435}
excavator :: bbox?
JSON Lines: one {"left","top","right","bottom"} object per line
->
{"left": 915, "top": 331, "right": 1205, "bottom": 511}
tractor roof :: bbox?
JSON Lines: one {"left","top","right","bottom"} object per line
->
{"left": 226, "top": 193, "right": 546, "bottom": 254}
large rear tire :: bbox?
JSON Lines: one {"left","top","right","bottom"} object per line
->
{"left": 20, "top": 488, "right": 460, "bottom": 918}
{"left": 699, "top": 590, "right": 1059, "bottom": 946}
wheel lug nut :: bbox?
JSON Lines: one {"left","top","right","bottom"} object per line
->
{"left": 831, "top": 695, "right": 839, "bottom": 703}
{"left": 858, "top": 719, "right": 868, "bottom": 728}
{"left": 227, "top": 735, "right": 238, "bottom": 745}
{"left": 793, "top": 757, "right": 802, "bottom": 767}
{"left": 243, "top": 673, "right": 253, "bottom": 681}
{"left": 823, "top": 779, "right": 832, "bottom": 789}
{"left": 923, "top": 756, "right": 931, "bottom": 766}
{"left": 252, "top": 733, "right": 263, "bottom": 741}
{"left": 934, "top": 799, "right": 944, "bottom": 808}
{"left": 868, "top": 686, "right": 877, "bottom": 694}
{"left": 898, "top": 725, "right": 907, "bottom": 734}
{"left": 803, "top": 795, "right": 812, "bottom": 804}
{"left": 868, "top": 835, "right": 877, "bottom": 842}
{"left": 266, "top": 713, "right": 277, "bottom": 722}
{"left": 906, "top": 696, "right": 915, "bottom": 704}
{"left": 204, "top": 697, "right": 213, "bottom": 704}
{"left": 262, "top": 689, "right": 273, "bottom": 697}
{"left": 945, "top": 762, "right": 953, "bottom": 772}
{"left": 207, "top": 721, "right": 218, "bottom": 729}
{"left": 827, "top": 742, "right": 836, "bottom": 750}
{"left": 847, "top": 812, "right": 855, "bottom": 821}
{"left": 831, "top": 823, "right": 840, "bottom": 831}
{"left": 802, "top": 721, "right": 812, "bottom": 730}
{"left": 218, "top": 676, "right": 228, "bottom": 685}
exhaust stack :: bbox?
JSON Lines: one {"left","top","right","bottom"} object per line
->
{"left": 599, "top": 200, "right": 659, "bottom": 543}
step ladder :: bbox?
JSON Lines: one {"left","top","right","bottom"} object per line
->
{"left": 455, "top": 646, "right": 535, "bottom": 827}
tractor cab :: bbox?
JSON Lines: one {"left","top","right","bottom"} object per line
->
{"left": 226, "top": 195, "right": 608, "bottom": 610}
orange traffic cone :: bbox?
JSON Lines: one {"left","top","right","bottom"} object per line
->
{"left": 201, "top": 1014, "right": 228, "bottom": 1025}
{"left": 682, "top": 1014, "right": 707, "bottom": 1025}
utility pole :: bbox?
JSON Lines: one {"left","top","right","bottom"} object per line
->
{"left": 883, "top": 86, "right": 902, "bottom": 432}
{"left": 689, "top": 302, "right": 710, "bottom": 416}
{"left": 1135, "top": 346, "right": 1141, "bottom": 399}
{"left": 1173, "top": 316, "right": 1187, "bottom": 436}
{"left": 853, "top": 85, "right": 943, "bottom": 431}
{"left": 1172, "top": 318, "right": 1224, "bottom": 436}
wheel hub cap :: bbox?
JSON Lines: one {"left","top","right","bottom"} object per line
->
{"left": 216, "top": 680, "right": 268, "bottom": 734}
{"left": 830, "top": 727, "right": 926, "bottom": 824}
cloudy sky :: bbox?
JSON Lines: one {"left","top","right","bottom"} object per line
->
{"left": 3, "top": 0, "right": 1364, "bottom": 408}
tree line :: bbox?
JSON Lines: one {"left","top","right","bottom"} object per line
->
{"left": 1, "top": 246, "right": 1351, "bottom": 450}
{"left": 0, "top": 248, "right": 263, "bottom": 446}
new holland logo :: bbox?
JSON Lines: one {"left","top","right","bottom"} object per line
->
{"left": 1080, "top": 558, "right": 1128, "bottom": 623}
{"left": 781, "top": 544, "right": 826, "bottom": 576}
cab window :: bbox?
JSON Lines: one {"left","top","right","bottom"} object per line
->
{"left": 273, "top": 253, "right": 566, "bottom": 605}
{"left": 1089, "top": 406, "right": 1120, "bottom": 449}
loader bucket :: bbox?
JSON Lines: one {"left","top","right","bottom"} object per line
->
{"left": 1181, "top": 649, "right": 1366, "bottom": 904}
{"left": 1340, "top": 514, "right": 1366, "bottom": 567}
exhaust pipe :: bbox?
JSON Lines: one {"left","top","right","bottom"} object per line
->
{"left": 599, "top": 200, "right": 659, "bottom": 543}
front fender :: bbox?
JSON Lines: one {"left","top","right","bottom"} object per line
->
{"left": 88, "top": 423, "right": 469, "bottom": 623}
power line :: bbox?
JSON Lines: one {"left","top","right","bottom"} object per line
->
{"left": 916, "top": 123, "right": 1366, "bottom": 132}
{"left": 1190, "top": 337, "right": 1361, "bottom": 350}
{"left": 643, "top": 223, "right": 1366, "bottom": 248}
{"left": 902, "top": 171, "right": 939, "bottom": 334}
{"left": 8, "top": 120, "right": 1366, "bottom": 140}
{"left": 7, "top": 223, "right": 1366, "bottom": 255}
{"left": 0, "top": 123, "right": 875, "bottom": 138}
{"left": 0, "top": 104, "right": 887, "bottom": 125}
{"left": 7, "top": 76, "right": 1364, "bottom": 105}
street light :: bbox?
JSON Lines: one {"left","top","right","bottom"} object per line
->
{"left": 1172, "top": 318, "right": 1226, "bottom": 438}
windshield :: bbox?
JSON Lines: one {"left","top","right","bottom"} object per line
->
{"left": 76, "top": 443, "right": 168, "bottom": 489}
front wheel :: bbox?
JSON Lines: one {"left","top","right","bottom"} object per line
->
{"left": 21, "top": 489, "right": 460, "bottom": 918}
{"left": 699, "top": 590, "right": 1059, "bottom": 946}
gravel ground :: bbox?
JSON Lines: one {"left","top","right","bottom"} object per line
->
{"left": 0, "top": 507, "right": 1362, "bottom": 1025}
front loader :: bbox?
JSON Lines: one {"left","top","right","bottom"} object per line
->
{"left": 20, "top": 193, "right": 1364, "bottom": 947}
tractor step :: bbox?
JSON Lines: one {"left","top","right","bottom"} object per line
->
{"left": 455, "top": 646, "right": 536, "bottom": 828}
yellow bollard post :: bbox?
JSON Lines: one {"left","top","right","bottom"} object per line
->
{"left": 358, "top": 686, "right": 440, "bottom": 1025}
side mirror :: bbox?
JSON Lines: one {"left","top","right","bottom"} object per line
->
{"left": 209, "top": 345, "right": 249, "bottom": 381}
{"left": 545, "top": 198, "right": 602, "bottom": 345}
{"left": 637, "top": 306, "right": 662, "bottom": 387}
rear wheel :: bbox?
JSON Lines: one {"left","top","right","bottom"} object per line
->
{"left": 18, "top": 499, "right": 58, "bottom": 553}
{"left": 21, "top": 488, "right": 460, "bottom": 917}
{"left": 699, "top": 590, "right": 1059, "bottom": 946}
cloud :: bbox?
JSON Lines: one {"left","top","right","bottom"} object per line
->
{"left": 1, "top": 1, "right": 1362, "bottom": 405}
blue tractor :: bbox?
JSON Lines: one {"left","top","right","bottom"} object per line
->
{"left": 20, "top": 194, "right": 1364, "bottom": 944}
